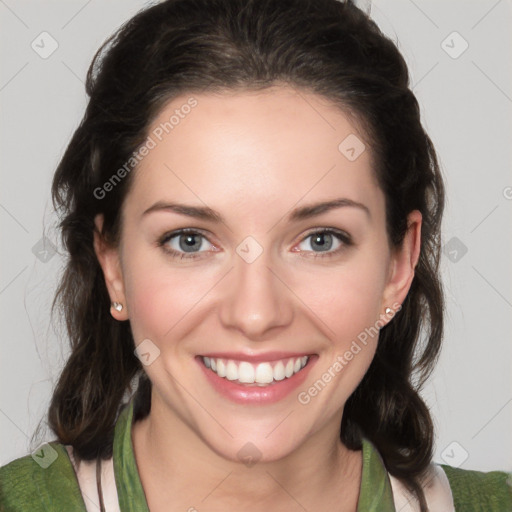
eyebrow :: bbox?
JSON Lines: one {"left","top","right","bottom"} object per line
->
{"left": 142, "top": 197, "right": 371, "bottom": 223}
{"left": 288, "top": 198, "right": 371, "bottom": 222}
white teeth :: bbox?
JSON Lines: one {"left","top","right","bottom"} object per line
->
{"left": 285, "top": 359, "right": 294, "bottom": 378}
{"left": 273, "top": 361, "right": 285, "bottom": 381}
{"left": 226, "top": 360, "right": 238, "bottom": 381}
{"left": 238, "top": 362, "right": 255, "bottom": 383}
{"left": 216, "top": 359, "right": 226, "bottom": 377}
{"left": 202, "top": 355, "right": 310, "bottom": 386}
{"left": 255, "top": 362, "right": 274, "bottom": 384}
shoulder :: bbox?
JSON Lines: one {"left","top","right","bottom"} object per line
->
{"left": 0, "top": 442, "right": 86, "bottom": 511}
{"left": 440, "top": 464, "right": 512, "bottom": 511}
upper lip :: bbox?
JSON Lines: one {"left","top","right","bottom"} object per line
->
{"left": 198, "top": 351, "right": 313, "bottom": 363}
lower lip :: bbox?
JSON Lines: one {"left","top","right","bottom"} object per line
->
{"left": 196, "top": 356, "right": 317, "bottom": 404}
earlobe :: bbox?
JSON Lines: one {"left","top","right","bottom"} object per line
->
{"left": 381, "top": 210, "right": 422, "bottom": 318}
{"left": 93, "top": 214, "right": 129, "bottom": 320}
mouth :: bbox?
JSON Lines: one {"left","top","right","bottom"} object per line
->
{"left": 196, "top": 352, "right": 317, "bottom": 404}
{"left": 201, "top": 355, "right": 310, "bottom": 386}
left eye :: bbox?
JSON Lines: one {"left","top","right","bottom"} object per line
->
{"left": 297, "top": 230, "right": 347, "bottom": 253}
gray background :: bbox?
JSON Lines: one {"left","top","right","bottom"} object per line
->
{"left": 1, "top": 0, "right": 511, "bottom": 472}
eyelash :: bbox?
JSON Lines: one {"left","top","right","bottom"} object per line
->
{"left": 157, "top": 227, "right": 353, "bottom": 260}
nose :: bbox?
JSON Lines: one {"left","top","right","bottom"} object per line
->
{"left": 219, "top": 253, "right": 294, "bottom": 340}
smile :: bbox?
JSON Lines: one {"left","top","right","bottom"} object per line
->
{"left": 202, "top": 356, "right": 309, "bottom": 386}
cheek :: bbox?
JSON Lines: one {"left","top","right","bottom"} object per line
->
{"left": 122, "top": 249, "right": 215, "bottom": 343}
{"left": 296, "top": 266, "right": 384, "bottom": 409}
{"left": 289, "top": 255, "right": 388, "bottom": 344}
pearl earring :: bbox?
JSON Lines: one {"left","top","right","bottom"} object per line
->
{"left": 112, "top": 302, "right": 123, "bottom": 312}
{"left": 385, "top": 307, "right": 393, "bottom": 315}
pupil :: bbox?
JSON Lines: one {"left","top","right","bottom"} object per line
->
{"left": 312, "top": 233, "right": 332, "bottom": 252}
{"left": 179, "top": 234, "right": 201, "bottom": 252}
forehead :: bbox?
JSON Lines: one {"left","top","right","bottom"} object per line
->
{"left": 127, "top": 86, "right": 383, "bottom": 219}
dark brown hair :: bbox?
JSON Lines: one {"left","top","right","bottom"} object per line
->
{"left": 48, "top": 1, "right": 445, "bottom": 509}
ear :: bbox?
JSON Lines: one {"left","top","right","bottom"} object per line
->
{"left": 93, "top": 214, "right": 129, "bottom": 321}
{"left": 380, "top": 210, "right": 422, "bottom": 319}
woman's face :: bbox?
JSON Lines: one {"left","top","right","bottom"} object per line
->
{"left": 96, "top": 86, "right": 420, "bottom": 463}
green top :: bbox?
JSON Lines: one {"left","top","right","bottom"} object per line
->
{"left": 1, "top": 400, "right": 511, "bottom": 511}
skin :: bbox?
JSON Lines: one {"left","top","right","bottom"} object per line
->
{"left": 94, "top": 85, "right": 421, "bottom": 511}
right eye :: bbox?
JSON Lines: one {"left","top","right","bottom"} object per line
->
{"left": 158, "top": 229, "right": 217, "bottom": 259}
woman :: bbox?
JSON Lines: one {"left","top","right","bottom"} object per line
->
{"left": 1, "top": 0, "right": 510, "bottom": 510}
